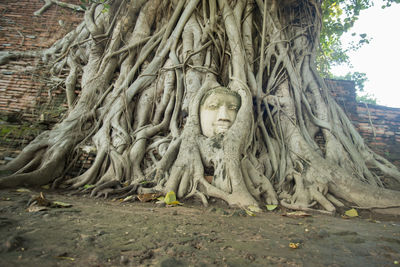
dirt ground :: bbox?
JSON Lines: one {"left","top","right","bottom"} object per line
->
{"left": 0, "top": 187, "right": 399, "bottom": 267}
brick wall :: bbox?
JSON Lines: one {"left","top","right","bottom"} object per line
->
{"left": 325, "top": 79, "right": 358, "bottom": 119}
{"left": 354, "top": 104, "right": 400, "bottom": 166}
{"left": 326, "top": 79, "right": 400, "bottom": 167}
{"left": 0, "top": 0, "right": 82, "bottom": 121}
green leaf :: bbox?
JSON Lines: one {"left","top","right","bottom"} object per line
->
{"left": 83, "top": 184, "right": 95, "bottom": 189}
{"left": 344, "top": 208, "right": 358, "bottom": 217}
{"left": 266, "top": 204, "right": 277, "bottom": 211}
{"left": 248, "top": 205, "right": 261, "bottom": 213}
{"left": 244, "top": 208, "right": 256, "bottom": 216}
{"left": 163, "top": 191, "right": 182, "bottom": 205}
{"left": 164, "top": 191, "right": 176, "bottom": 204}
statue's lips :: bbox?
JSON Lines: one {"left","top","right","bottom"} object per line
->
{"left": 214, "top": 122, "right": 232, "bottom": 133}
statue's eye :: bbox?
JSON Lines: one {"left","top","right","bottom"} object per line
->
{"left": 229, "top": 105, "right": 238, "bottom": 110}
{"left": 208, "top": 104, "right": 218, "bottom": 109}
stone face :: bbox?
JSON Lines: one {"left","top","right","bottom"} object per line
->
{"left": 199, "top": 88, "right": 240, "bottom": 138}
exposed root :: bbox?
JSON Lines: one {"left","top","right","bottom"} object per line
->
{"left": 280, "top": 201, "right": 335, "bottom": 216}
{"left": 1, "top": 0, "right": 400, "bottom": 215}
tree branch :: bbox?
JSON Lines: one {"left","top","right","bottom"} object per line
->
{"left": 34, "top": 0, "right": 84, "bottom": 16}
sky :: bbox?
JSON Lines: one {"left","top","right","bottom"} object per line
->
{"left": 331, "top": 0, "right": 400, "bottom": 108}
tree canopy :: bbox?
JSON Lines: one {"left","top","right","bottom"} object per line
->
{"left": 318, "top": 0, "right": 399, "bottom": 76}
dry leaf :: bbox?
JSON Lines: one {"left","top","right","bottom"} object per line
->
{"left": 27, "top": 206, "right": 47, "bottom": 212}
{"left": 289, "top": 243, "right": 300, "bottom": 249}
{"left": 28, "top": 192, "right": 51, "bottom": 207}
{"left": 137, "top": 193, "right": 162, "bottom": 202}
{"left": 52, "top": 201, "right": 72, "bottom": 208}
{"left": 121, "top": 196, "right": 134, "bottom": 202}
{"left": 204, "top": 176, "right": 213, "bottom": 183}
{"left": 16, "top": 188, "right": 31, "bottom": 193}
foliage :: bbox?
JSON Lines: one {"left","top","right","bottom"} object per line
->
{"left": 330, "top": 71, "right": 367, "bottom": 91}
{"left": 330, "top": 71, "right": 376, "bottom": 104}
{"left": 318, "top": 0, "right": 372, "bottom": 76}
{"left": 318, "top": 0, "right": 398, "bottom": 103}
{"left": 356, "top": 93, "right": 377, "bottom": 105}
{"left": 319, "top": 0, "right": 399, "bottom": 75}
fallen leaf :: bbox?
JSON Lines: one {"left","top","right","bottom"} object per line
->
{"left": 16, "top": 188, "right": 31, "bottom": 193}
{"left": 164, "top": 191, "right": 182, "bottom": 205}
{"left": 122, "top": 195, "right": 134, "bottom": 202}
{"left": 344, "top": 208, "right": 358, "bottom": 217}
{"left": 26, "top": 206, "right": 47, "bottom": 212}
{"left": 248, "top": 205, "right": 261, "bottom": 213}
{"left": 266, "top": 204, "right": 277, "bottom": 211}
{"left": 289, "top": 243, "right": 300, "bottom": 249}
{"left": 137, "top": 193, "right": 162, "bottom": 202}
{"left": 52, "top": 201, "right": 72, "bottom": 208}
{"left": 244, "top": 209, "right": 256, "bottom": 216}
{"left": 28, "top": 192, "right": 51, "bottom": 207}
{"left": 168, "top": 201, "right": 181, "bottom": 205}
{"left": 282, "top": 211, "right": 311, "bottom": 218}
{"left": 164, "top": 191, "right": 176, "bottom": 204}
{"left": 394, "top": 260, "right": 399, "bottom": 265}
{"left": 83, "top": 184, "right": 95, "bottom": 189}
{"left": 204, "top": 176, "right": 213, "bottom": 183}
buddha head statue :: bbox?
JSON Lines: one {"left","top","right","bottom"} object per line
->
{"left": 199, "top": 87, "right": 241, "bottom": 138}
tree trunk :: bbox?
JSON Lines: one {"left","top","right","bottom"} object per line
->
{"left": 1, "top": 0, "right": 400, "bottom": 214}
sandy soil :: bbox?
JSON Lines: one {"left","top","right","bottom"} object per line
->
{"left": 0, "top": 187, "right": 400, "bottom": 267}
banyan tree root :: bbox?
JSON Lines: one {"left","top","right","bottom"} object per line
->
{"left": 1, "top": 0, "right": 400, "bottom": 215}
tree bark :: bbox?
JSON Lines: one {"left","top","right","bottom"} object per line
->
{"left": 1, "top": 0, "right": 400, "bottom": 214}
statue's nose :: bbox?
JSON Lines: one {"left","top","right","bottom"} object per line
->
{"left": 217, "top": 105, "right": 230, "bottom": 121}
